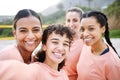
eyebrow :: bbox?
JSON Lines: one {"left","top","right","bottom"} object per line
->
{"left": 51, "top": 38, "right": 70, "bottom": 43}
{"left": 88, "top": 25, "right": 95, "bottom": 27}
{"left": 33, "top": 26, "right": 42, "bottom": 29}
{"left": 34, "top": 26, "right": 41, "bottom": 28}
{"left": 18, "top": 27, "right": 26, "bottom": 30}
{"left": 51, "top": 38, "right": 58, "bottom": 40}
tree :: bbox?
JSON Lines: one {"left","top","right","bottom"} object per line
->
{"left": 104, "top": 0, "right": 120, "bottom": 29}
{"left": 57, "top": 3, "right": 64, "bottom": 11}
{"left": 86, "top": 0, "right": 93, "bottom": 9}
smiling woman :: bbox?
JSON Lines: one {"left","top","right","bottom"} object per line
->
{"left": 0, "top": 9, "right": 43, "bottom": 64}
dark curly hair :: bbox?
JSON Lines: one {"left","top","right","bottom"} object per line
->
{"left": 36, "top": 24, "right": 74, "bottom": 71}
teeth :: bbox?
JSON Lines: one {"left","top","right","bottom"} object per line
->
{"left": 84, "top": 38, "right": 92, "bottom": 42}
{"left": 26, "top": 41, "right": 35, "bottom": 44}
{"left": 84, "top": 38, "right": 91, "bottom": 41}
{"left": 27, "top": 42, "right": 34, "bottom": 44}
{"left": 54, "top": 53, "right": 62, "bottom": 56}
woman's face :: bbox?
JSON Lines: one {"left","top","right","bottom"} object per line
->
{"left": 66, "top": 12, "right": 81, "bottom": 35}
{"left": 43, "top": 32, "right": 70, "bottom": 64}
{"left": 80, "top": 17, "right": 105, "bottom": 46}
{"left": 13, "top": 16, "right": 42, "bottom": 53}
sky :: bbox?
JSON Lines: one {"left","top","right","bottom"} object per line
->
{"left": 0, "top": 0, "right": 61, "bottom": 16}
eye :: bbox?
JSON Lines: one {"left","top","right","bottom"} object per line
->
{"left": 63, "top": 42, "right": 69, "bottom": 47}
{"left": 32, "top": 27, "right": 42, "bottom": 33}
{"left": 67, "top": 19, "right": 70, "bottom": 22}
{"left": 73, "top": 19, "right": 78, "bottom": 22}
{"left": 19, "top": 29, "right": 27, "bottom": 33}
{"left": 52, "top": 41, "right": 58, "bottom": 44}
{"left": 80, "top": 27, "right": 84, "bottom": 32}
{"left": 33, "top": 29, "right": 40, "bottom": 32}
{"left": 88, "top": 27, "right": 94, "bottom": 31}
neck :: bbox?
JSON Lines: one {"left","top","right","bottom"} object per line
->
{"left": 18, "top": 46, "right": 32, "bottom": 64}
{"left": 44, "top": 59, "right": 58, "bottom": 71}
{"left": 91, "top": 39, "right": 107, "bottom": 55}
{"left": 73, "top": 33, "right": 80, "bottom": 40}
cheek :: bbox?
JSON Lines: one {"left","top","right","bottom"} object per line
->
{"left": 65, "top": 21, "right": 69, "bottom": 26}
{"left": 95, "top": 29, "right": 103, "bottom": 36}
{"left": 35, "top": 32, "right": 42, "bottom": 39}
{"left": 37, "top": 34, "right": 42, "bottom": 40}
{"left": 80, "top": 33, "right": 84, "bottom": 39}
{"left": 65, "top": 47, "right": 70, "bottom": 53}
{"left": 16, "top": 33, "right": 26, "bottom": 41}
{"left": 45, "top": 43, "right": 54, "bottom": 51}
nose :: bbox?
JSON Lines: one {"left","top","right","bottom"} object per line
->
{"left": 69, "top": 22, "right": 74, "bottom": 28}
{"left": 81, "top": 30, "right": 89, "bottom": 38}
{"left": 26, "top": 31, "right": 35, "bottom": 39}
{"left": 57, "top": 44, "right": 64, "bottom": 51}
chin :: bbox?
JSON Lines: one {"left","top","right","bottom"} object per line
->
{"left": 85, "top": 43, "right": 91, "bottom": 46}
{"left": 27, "top": 48, "right": 35, "bottom": 52}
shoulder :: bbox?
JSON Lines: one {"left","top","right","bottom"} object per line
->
{"left": 60, "top": 69, "right": 69, "bottom": 80}
{"left": 72, "top": 39, "right": 83, "bottom": 46}
{"left": 0, "top": 60, "right": 39, "bottom": 80}
{"left": 0, "top": 45, "right": 18, "bottom": 53}
{"left": 0, "top": 60, "right": 27, "bottom": 67}
{"left": 104, "top": 46, "right": 120, "bottom": 79}
{"left": 29, "top": 62, "right": 44, "bottom": 71}
{"left": 106, "top": 45, "right": 120, "bottom": 64}
{"left": 0, "top": 45, "right": 22, "bottom": 61}
{"left": 0, "top": 60, "right": 27, "bottom": 75}
{"left": 99, "top": 46, "right": 120, "bottom": 71}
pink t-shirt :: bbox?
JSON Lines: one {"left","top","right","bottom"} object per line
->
{"left": 0, "top": 45, "right": 24, "bottom": 62}
{"left": 36, "top": 62, "right": 69, "bottom": 80}
{"left": 77, "top": 45, "right": 120, "bottom": 80}
{"left": 63, "top": 39, "right": 83, "bottom": 80}
{"left": 0, "top": 60, "right": 38, "bottom": 80}
{"left": 0, "top": 60, "right": 69, "bottom": 80}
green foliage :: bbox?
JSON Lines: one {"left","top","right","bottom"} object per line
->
{"left": 0, "top": 28, "right": 13, "bottom": 38}
{"left": 75, "top": 5, "right": 91, "bottom": 12}
{"left": 57, "top": 3, "right": 64, "bottom": 11}
{"left": 104, "top": 0, "right": 120, "bottom": 17}
{"left": 40, "top": 10, "right": 65, "bottom": 25}
{"left": 103, "top": 0, "right": 120, "bottom": 30}
{"left": 110, "top": 29, "right": 120, "bottom": 38}
{"left": 0, "top": 19, "right": 12, "bottom": 25}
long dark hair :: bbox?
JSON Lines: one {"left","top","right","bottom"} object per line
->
{"left": 36, "top": 24, "right": 74, "bottom": 71}
{"left": 82, "top": 11, "right": 119, "bottom": 57}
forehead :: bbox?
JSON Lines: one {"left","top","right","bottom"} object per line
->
{"left": 16, "top": 16, "right": 41, "bottom": 25}
{"left": 66, "top": 12, "right": 80, "bottom": 18}
{"left": 81, "top": 17, "right": 98, "bottom": 25}
{"left": 47, "top": 32, "right": 68, "bottom": 40}
{"left": 16, "top": 16, "right": 41, "bottom": 29}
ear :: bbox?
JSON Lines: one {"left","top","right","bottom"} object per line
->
{"left": 101, "top": 26, "right": 106, "bottom": 34}
{"left": 12, "top": 28, "right": 17, "bottom": 39}
{"left": 42, "top": 44, "right": 46, "bottom": 51}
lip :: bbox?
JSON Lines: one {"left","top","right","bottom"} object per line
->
{"left": 54, "top": 52, "right": 64, "bottom": 59}
{"left": 83, "top": 37, "right": 93, "bottom": 43}
{"left": 25, "top": 41, "right": 36, "bottom": 46}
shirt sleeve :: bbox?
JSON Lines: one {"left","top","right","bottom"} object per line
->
{"left": 106, "top": 54, "right": 120, "bottom": 80}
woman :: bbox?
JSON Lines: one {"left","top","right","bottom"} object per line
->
{"left": 0, "top": 9, "right": 43, "bottom": 64}
{"left": 0, "top": 24, "right": 74, "bottom": 80}
{"left": 63, "top": 7, "right": 84, "bottom": 80}
{"left": 77, "top": 11, "right": 120, "bottom": 80}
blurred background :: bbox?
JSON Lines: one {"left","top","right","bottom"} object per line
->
{"left": 0, "top": 0, "right": 120, "bottom": 54}
{"left": 0, "top": 0, "right": 120, "bottom": 29}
